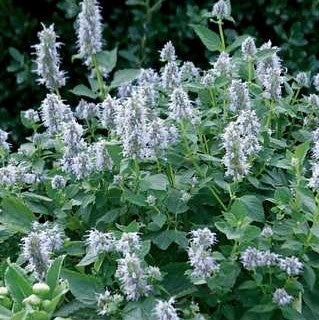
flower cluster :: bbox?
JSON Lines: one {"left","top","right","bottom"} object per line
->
{"left": 187, "top": 228, "right": 219, "bottom": 278}
{"left": 21, "top": 222, "right": 64, "bottom": 279}
{"left": 222, "top": 110, "right": 261, "bottom": 180}
{"left": 240, "top": 247, "right": 303, "bottom": 276}
{"left": 32, "top": 24, "right": 66, "bottom": 91}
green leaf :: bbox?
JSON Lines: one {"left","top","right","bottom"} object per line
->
{"left": 191, "top": 24, "right": 221, "bottom": 52}
{"left": 0, "top": 305, "right": 11, "bottom": 320}
{"left": 123, "top": 297, "right": 156, "bottom": 320}
{"left": 226, "top": 35, "right": 249, "bottom": 52}
{"left": 5, "top": 263, "right": 32, "bottom": 304}
{"left": 140, "top": 174, "right": 168, "bottom": 191}
{"left": 152, "top": 230, "right": 187, "bottom": 250}
{"left": 70, "top": 84, "right": 98, "bottom": 99}
{"left": 61, "top": 269, "right": 103, "bottom": 305}
{"left": 46, "top": 256, "right": 65, "bottom": 297}
{"left": 230, "top": 195, "right": 265, "bottom": 222}
{"left": 165, "top": 189, "right": 189, "bottom": 214}
{"left": 110, "top": 69, "right": 140, "bottom": 88}
{"left": 0, "top": 196, "right": 35, "bottom": 233}
{"left": 96, "top": 48, "right": 117, "bottom": 73}
{"left": 294, "top": 141, "right": 310, "bottom": 165}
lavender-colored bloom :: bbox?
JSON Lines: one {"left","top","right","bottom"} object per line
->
{"left": 76, "top": 0, "right": 103, "bottom": 66}
{"left": 24, "top": 109, "right": 40, "bottom": 123}
{"left": 0, "top": 165, "right": 37, "bottom": 186}
{"left": 51, "top": 175, "right": 66, "bottom": 189}
{"left": 161, "top": 61, "right": 181, "bottom": 90}
{"left": 97, "top": 289, "right": 123, "bottom": 316}
{"left": 212, "top": 0, "right": 230, "bottom": 19}
{"left": 261, "top": 226, "right": 273, "bottom": 238}
{"left": 114, "top": 91, "right": 151, "bottom": 159}
{"left": 222, "top": 110, "right": 261, "bottom": 180}
{"left": 313, "top": 74, "right": 319, "bottom": 91}
{"left": 188, "top": 228, "right": 219, "bottom": 278}
{"left": 0, "top": 129, "right": 10, "bottom": 150}
{"left": 228, "top": 80, "right": 251, "bottom": 112}
{"left": 188, "top": 246, "right": 219, "bottom": 278}
{"left": 278, "top": 256, "right": 303, "bottom": 276}
{"left": 308, "top": 94, "right": 319, "bottom": 107}
{"left": 296, "top": 72, "right": 310, "bottom": 88}
{"left": 33, "top": 24, "right": 66, "bottom": 90}
{"left": 212, "top": 52, "right": 234, "bottom": 79}
{"left": 40, "top": 93, "right": 73, "bottom": 134}
{"left": 242, "top": 37, "right": 257, "bottom": 61}
{"left": 179, "top": 62, "right": 200, "bottom": 82}
{"left": 86, "top": 229, "right": 115, "bottom": 255}
{"left": 189, "top": 228, "right": 217, "bottom": 249}
{"left": 240, "top": 247, "right": 262, "bottom": 270}
{"left": 75, "top": 100, "right": 98, "bottom": 119}
{"left": 309, "top": 163, "right": 319, "bottom": 190}
{"left": 273, "top": 288, "right": 293, "bottom": 306}
{"left": 98, "top": 95, "right": 121, "bottom": 128}
{"left": 21, "top": 222, "right": 64, "bottom": 280}
{"left": 115, "top": 253, "right": 152, "bottom": 301}
{"left": 62, "top": 120, "right": 85, "bottom": 153}
{"left": 201, "top": 71, "right": 215, "bottom": 88}
{"left": 138, "top": 68, "right": 159, "bottom": 86}
{"left": 154, "top": 298, "right": 180, "bottom": 320}
{"left": 256, "top": 42, "right": 283, "bottom": 101}
{"left": 116, "top": 232, "right": 141, "bottom": 255}
{"left": 117, "top": 83, "right": 134, "bottom": 99}
{"left": 160, "top": 41, "right": 176, "bottom": 62}
{"left": 137, "top": 83, "right": 159, "bottom": 110}
{"left": 169, "top": 87, "right": 199, "bottom": 124}
{"left": 91, "top": 140, "right": 113, "bottom": 171}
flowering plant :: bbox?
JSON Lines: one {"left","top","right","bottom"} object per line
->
{"left": 0, "top": 0, "right": 319, "bottom": 319}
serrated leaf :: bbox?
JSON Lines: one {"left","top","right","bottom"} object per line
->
{"left": 110, "top": 69, "right": 140, "bottom": 88}
{"left": 191, "top": 24, "right": 221, "bottom": 52}
{"left": 0, "top": 196, "right": 35, "bottom": 233}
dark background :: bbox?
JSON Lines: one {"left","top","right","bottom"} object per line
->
{"left": 1, "top": 0, "right": 318, "bottom": 144}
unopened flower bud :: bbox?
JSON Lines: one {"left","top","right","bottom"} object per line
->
{"left": 33, "top": 283, "right": 50, "bottom": 298}
{"left": 23, "top": 294, "right": 42, "bottom": 306}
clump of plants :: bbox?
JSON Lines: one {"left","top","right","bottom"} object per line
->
{"left": 1, "top": 0, "right": 319, "bottom": 319}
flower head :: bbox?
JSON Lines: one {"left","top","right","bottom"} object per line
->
{"left": 154, "top": 298, "right": 180, "bottom": 320}
{"left": 242, "top": 37, "right": 257, "bottom": 61}
{"left": 273, "top": 288, "right": 293, "bottom": 306}
{"left": 33, "top": 24, "right": 66, "bottom": 90}
{"left": 160, "top": 41, "right": 176, "bottom": 63}
{"left": 76, "top": 0, "right": 103, "bottom": 66}
{"left": 212, "top": 0, "right": 230, "bottom": 19}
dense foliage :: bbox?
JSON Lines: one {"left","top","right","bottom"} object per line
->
{"left": 1, "top": 0, "right": 319, "bottom": 319}
{"left": 1, "top": 0, "right": 319, "bottom": 143}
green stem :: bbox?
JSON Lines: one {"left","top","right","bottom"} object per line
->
{"left": 208, "top": 186, "right": 227, "bottom": 211}
{"left": 209, "top": 88, "right": 217, "bottom": 107}
{"left": 217, "top": 19, "right": 226, "bottom": 51}
{"left": 248, "top": 58, "right": 253, "bottom": 84}
{"left": 92, "top": 53, "right": 106, "bottom": 100}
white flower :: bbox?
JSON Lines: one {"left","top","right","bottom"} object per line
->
{"left": 169, "top": 87, "right": 199, "bottom": 124}
{"left": 97, "top": 289, "right": 123, "bottom": 316}
{"left": 154, "top": 298, "right": 180, "bottom": 320}
{"left": 33, "top": 24, "right": 66, "bottom": 90}
{"left": 296, "top": 72, "right": 309, "bottom": 88}
{"left": 76, "top": 0, "right": 103, "bottom": 66}
{"left": 273, "top": 288, "right": 293, "bottom": 306}
{"left": 75, "top": 100, "right": 98, "bottom": 119}
{"left": 86, "top": 229, "right": 115, "bottom": 255}
{"left": 98, "top": 95, "right": 121, "bottom": 128}
{"left": 21, "top": 222, "right": 64, "bottom": 280}
{"left": 40, "top": 93, "right": 73, "bottom": 134}
{"left": 212, "top": 0, "right": 230, "bottom": 19}
{"left": 0, "top": 129, "right": 10, "bottom": 150}
{"left": 278, "top": 256, "right": 303, "bottom": 276}
{"left": 161, "top": 61, "right": 181, "bottom": 90}
{"left": 313, "top": 74, "right": 319, "bottom": 91}
{"left": 51, "top": 175, "right": 66, "bottom": 189}
{"left": 228, "top": 80, "right": 251, "bottom": 112}
{"left": 160, "top": 41, "right": 176, "bottom": 62}
{"left": 241, "top": 37, "right": 257, "bottom": 61}
{"left": 24, "top": 109, "right": 40, "bottom": 123}
{"left": 115, "top": 253, "right": 152, "bottom": 301}
{"left": 116, "top": 232, "right": 141, "bottom": 255}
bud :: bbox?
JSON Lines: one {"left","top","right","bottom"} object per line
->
{"left": 42, "top": 299, "right": 52, "bottom": 312}
{"left": 30, "top": 310, "right": 49, "bottom": 320}
{"left": 23, "top": 294, "right": 42, "bottom": 306}
{"left": 33, "top": 283, "right": 50, "bottom": 298}
{"left": 0, "top": 287, "right": 8, "bottom": 296}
